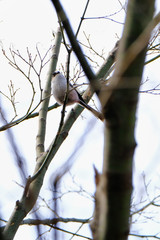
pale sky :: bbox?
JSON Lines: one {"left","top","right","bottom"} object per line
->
{"left": 0, "top": 0, "right": 160, "bottom": 239}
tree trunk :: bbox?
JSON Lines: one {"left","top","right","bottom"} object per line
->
{"left": 91, "top": 0, "right": 155, "bottom": 239}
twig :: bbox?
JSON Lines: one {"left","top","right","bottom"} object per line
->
{"left": 130, "top": 233, "right": 160, "bottom": 239}
{"left": 0, "top": 102, "right": 60, "bottom": 131}
{"left": 75, "top": 0, "right": 90, "bottom": 37}
{"left": 83, "top": 6, "right": 124, "bottom": 25}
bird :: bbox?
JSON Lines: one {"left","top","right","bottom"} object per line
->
{"left": 51, "top": 71, "right": 104, "bottom": 121}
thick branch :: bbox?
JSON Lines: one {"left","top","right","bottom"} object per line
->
{"left": 36, "top": 27, "right": 62, "bottom": 157}
{"left": 21, "top": 217, "right": 90, "bottom": 225}
{"left": 2, "top": 28, "right": 62, "bottom": 240}
{"left": 92, "top": 0, "right": 155, "bottom": 240}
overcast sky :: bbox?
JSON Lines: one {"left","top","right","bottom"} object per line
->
{"left": 0, "top": 0, "right": 160, "bottom": 239}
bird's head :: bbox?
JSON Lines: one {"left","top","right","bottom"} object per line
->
{"left": 52, "top": 71, "right": 60, "bottom": 77}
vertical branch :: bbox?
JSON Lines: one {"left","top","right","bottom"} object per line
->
{"left": 2, "top": 28, "right": 62, "bottom": 240}
{"left": 95, "top": 0, "right": 155, "bottom": 240}
{"left": 36, "top": 28, "right": 62, "bottom": 158}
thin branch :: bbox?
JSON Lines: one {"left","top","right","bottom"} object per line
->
{"left": 0, "top": 103, "right": 60, "bottom": 132}
{"left": 140, "top": 83, "right": 160, "bottom": 94}
{"left": 131, "top": 193, "right": 160, "bottom": 217}
{"left": 50, "top": 225, "right": 92, "bottom": 240}
{"left": 1, "top": 219, "right": 92, "bottom": 240}
{"left": 0, "top": 41, "right": 118, "bottom": 133}
{"left": 145, "top": 54, "right": 160, "bottom": 65}
{"left": 69, "top": 222, "right": 89, "bottom": 240}
{"left": 130, "top": 233, "right": 160, "bottom": 239}
{"left": 50, "top": 0, "right": 101, "bottom": 96}
{"left": 2, "top": 47, "right": 44, "bottom": 121}
{"left": 120, "top": 12, "right": 160, "bottom": 74}
{"left": 0, "top": 81, "right": 19, "bottom": 122}
{"left": 83, "top": 6, "right": 124, "bottom": 25}
{"left": 8, "top": 48, "right": 37, "bottom": 111}
{"left": 75, "top": 0, "right": 90, "bottom": 37}
{"left": 21, "top": 217, "right": 90, "bottom": 225}
{"left": 99, "top": 12, "right": 160, "bottom": 107}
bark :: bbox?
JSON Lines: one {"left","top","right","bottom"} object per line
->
{"left": 92, "top": 0, "right": 155, "bottom": 239}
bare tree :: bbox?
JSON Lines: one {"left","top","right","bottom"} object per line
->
{"left": 0, "top": 0, "right": 160, "bottom": 240}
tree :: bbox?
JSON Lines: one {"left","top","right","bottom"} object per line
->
{"left": 0, "top": 0, "right": 160, "bottom": 239}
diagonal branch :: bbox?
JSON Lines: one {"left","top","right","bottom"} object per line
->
{"left": 50, "top": 0, "right": 101, "bottom": 96}
{"left": 2, "top": 27, "right": 62, "bottom": 240}
{"left": 28, "top": 43, "right": 118, "bottom": 184}
{"left": 0, "top": 103, "right": 60, "bottom": 132}
{"left": 2, "top": 28, "right": 117, "bottom": 240}
{"left": 21, "top": 217, "right": 90, "bottom": 225}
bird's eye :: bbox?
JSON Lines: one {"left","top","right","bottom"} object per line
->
{"left": 52, "top": 71, "right": 60, "bottom": 76}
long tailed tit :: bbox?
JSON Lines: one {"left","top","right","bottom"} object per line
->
{"left": 51, "top": 71, "right": 104, "bottom": 121}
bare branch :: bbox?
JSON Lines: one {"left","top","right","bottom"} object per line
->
{"left": 0, "top": 81, "right": 19, "bottom": 121}
{"left": 75, "top": 0, "right": 90, "bottom": 37}
{"left": 2, "top": 28, "right": 62, "bottom": 240}
{"left": 130, "top": 233, "right": 160, "bottom": 239}
{"left": 83, "top": 7, "right": 124, "bottom": 25}
{"left": 50, "top": 0, "right": 101, "bottom": 96}
{"left": 36, "top": 28, "right": 62, "bottom": 158}
{"left": 21, "top": 217, "right": 90, "bottom": 225}
{"left": 0, "top": 103, "right": 60, "bottom": 132}
{"left": 29, "top": 42, "right": 118, "bottom": 185}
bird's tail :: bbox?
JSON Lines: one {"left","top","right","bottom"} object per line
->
{"left": 79, "top": 100, "right": 104, "bottom": 121}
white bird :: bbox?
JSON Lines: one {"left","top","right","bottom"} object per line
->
{"left": 51, "top": 71, "right": 104, "bottom": 121}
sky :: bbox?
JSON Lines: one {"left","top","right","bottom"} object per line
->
{"left": 0, "top": 0, "right": 160, "bottom": 239}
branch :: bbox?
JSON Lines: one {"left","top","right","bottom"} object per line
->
{"left": 130, "top": 233, "right": 160, "bottom": 239}
{"left": 49, "top": 226, "right": 92, "bottom": 240}
{"left": 2, "top": 28, "right": 62, "bottom": 240}
{"left": 83, "top": 6, "right": 124, "bottom": 25}
{"left": 131, "top": 193, "right": 160, "bottom": 217}
{"left": 145, "top": 53, "right": 160, "bottom": 65}
{"left": 28, "top": 42, "right": 118, "bottom": 184}
{"left": 94, "top": 0, "right": 155, "bottom": 239}
{"left": 35, "top": 27, "right": 62, "bottom": 157}
{"left": 0, "top": 81, "right": 19, "bottom": 122}
{"left": 75, "top": 0, "right": 90, "bottom": 37}
{"left": 1, "top": 44, "right": 55, "bottom": 131}
{"left": 21, "top": 217, "right": 90, "bottom": 225}
{"left": 0, "top": 103, "right": 60, "bottom": 132}
{"left": 99, "top": 12, "right": 160, "bottom": 108}
{"left": 50, "top": 0, "right": 101, "bottom": 96}
{"left": 1, "top": 218, "right": 91, "bottom": 240}
{"left": 2, "top": 48, "right": 37, "bottom": 114}
{"left": 2, "top": 26, "right": 117, "bottom": 240}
